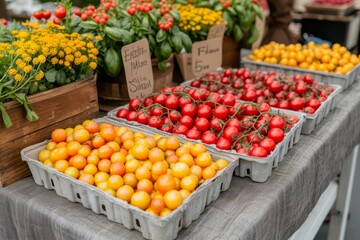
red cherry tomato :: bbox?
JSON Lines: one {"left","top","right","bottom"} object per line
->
{"left": 201, "top": 131, "right": 217, "bottom": 144}
{"left": 181, "top": 104, "right": 197, "bottom": 117}
{"left": 213, "top": 105, "right": 229, "bottom": 119}
{"left": 54, "top": 5, "right": 67, "bottom": 19}
{"left": 129, "top": 98, "right": 142, "bottom": 111}
{"left": 179, "top": 115, "right": 193, "bottom": 128}
{"left": 195, "top": 118, "right": 210, "bottom": 132}
{"left": 164, "top": 95, "right": 179, "bottom": 109}
{"left": 248, "top": 146, "right": 268, "bottom": 157}
{"left": 43, "top": 10, "right": 51, "bottom": 19}
{"left": 259, "top": 138, "right": 276, "bottom": 153}
{"left": 33, "top": 11, "right": 44, "bottom": 20}
{"left": 116, "top": 109, "right": 129, "bottom": 118}
{"left": 267, "top": 128, "right": 284, "bottom": 143}
{"left": 269, "top": 116, "right": 285, "bottom": 129}
{"left": 216, "top": 137, "right": 231, "bottom": 150}
{"left": 186, "top": 129, "right": 201, "bottom": 140}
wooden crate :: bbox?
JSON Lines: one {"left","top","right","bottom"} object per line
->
{"left": 0, "top": 76, "right": 99, "bottom": 187}
{"left": 98, "top": 55, "right": 174, "bottom": 111}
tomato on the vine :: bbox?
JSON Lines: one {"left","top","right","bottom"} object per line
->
{"left": 268, "top": 128, "right": 284, "bottom": 143}
{"left": 269, "top": 116, "right": 285, "bottom": 129}
{"left": 201, "top": 130, "right": 217, "bottom": 144}
{"left": 186, "top": 129, "right": 201, "bottom": 140}
{"left": 259, "top": 138, "right": 276, "bottom": 153}
{"left": 116, "top": 109, "right": 129, "bottom": 119}
{"left": 181, "top": 104, "right": 197, "bottom": 117}
{"left": 195, "top": 118, "right": 209, "bottom": 132}
{"left": 148, "top": 116, "right": 163, "bottom": 128}
{"left": 54, "top": 5, "right": 66, "bottom": 19}
{"left": 129, "top": 98, "right": 142, "bottom": 111}
{"left": 179, "top": 115, "right": 193, "bottom": 128}
{"left": 216, "top": 137, "right": 231, "bottom": 150}
{"left": 248, "top": 147, "right": 268, "bottom": 157}
{"left": 164, "top": 95, "right": 179, "bottom": 109}
{"left": 213, "top": 106, "right": 229, "bottom": 119}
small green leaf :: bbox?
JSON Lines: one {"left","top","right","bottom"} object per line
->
{"left": 23, "top": 100, "right": 39, "bottom": 122}
{"left": 233, "top": 24, "right": 244, "bottom": 42}
{"left": 56, "top": 70, "right": 66, "bottom": 85}
{"left": 45, "top": 69, "right": 57, "bottom": 83}
{"left": 171, "top": 26, "right": 180, "bottom": 35}
{"left": 160, "top": 41, "right": 172, "bottom": 60}
{"left": 104, "top": 48, "right": 122, "bottom": 77}
{"left": 158, "top": 61, "right": 167, "bottom": 72}
{"left": 179, "top": 32, "right": 192, "bottom": 53}
{"left": 141, "top": 16, "right": 150, "bottom": 29}
{"left": 0, "top": 103, "right": 12, "bottom": 128}
{"left": 223, "top": 11, "right": 234, "bottom": 35}
{"left": 227, "top": 7, "right": 237, "bottom": 15}
{"left": 156, "top": 29, "right": 167, "bottom": 43}
{"left": 70, "top": 16, "right": 82, "bottom": 28}
{"left": 169, "top": 10, "right": 180, "bottom": 23}
{"left": 171, "top": 35, "right": 183, "bottom": 54}
{"left": 214, "top": 3, "right": 223, "bottom": 11}
{"left": 235, "top": 5, "right": 245, "bottom": 15}
{"left": 79, "top": 21, "right": 98, "bottom": 30}
{"left": 148, "top": 12, "right": 158, "bottom": 25}
{"left": 247, "top": 27, "right": 259, "bottom": 45}
{"left": 104, "top": 27, "right": 132, "bottom": 44}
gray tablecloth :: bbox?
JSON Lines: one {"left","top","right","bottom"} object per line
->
{"left": 2, "top": 81, "right": 360, "bottom": 240}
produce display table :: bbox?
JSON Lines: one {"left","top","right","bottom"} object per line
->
{"left": 1, "top": 80, "right": 360, "bottom": 240}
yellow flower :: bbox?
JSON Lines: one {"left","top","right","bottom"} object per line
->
{"left": 32, "top": 58, "right": 39, "bottom": 65}
{"left": 51, "top": 57, "right": 59, "bottom": 65}
{"left": 80, "top": 55, "right": 88, "bottom": 63}
{"left": 95, "top": 36, "right": 103, "bottom": 41}
{"left": 35, "top": 71, "right": 44, "bottom": 81}
{"left": 23, "top": 65, "right": 33, "bottom": 73}
{"left": 89, "top": 62, "right": 97, "bottom": 69}
{"left": 8, "top": 68, "right": 17, "bottom": 76}
{"left": 58, "top": 51, "right": 65, "bottom": 58}
{"left": 14, "top": 74, "right": 22, "bottom": 82}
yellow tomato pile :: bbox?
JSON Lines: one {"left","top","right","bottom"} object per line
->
{"left": 38, "top": 120, "right": 229, "bottom": 217}
{"left": 248, "top": 41, "right": 360, "bottom": 74}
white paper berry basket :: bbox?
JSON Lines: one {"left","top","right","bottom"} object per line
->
{"left": 108, "top": 109, "right": 305, "bottom": 182}
{"left": 242, "top": 57, "right": 359, "bottom": 90}
{"left": 21, "top": 117, "right": 238, "bottom": 240}
{"left": 267, "top": 84, "right": 341, "bottom": 135}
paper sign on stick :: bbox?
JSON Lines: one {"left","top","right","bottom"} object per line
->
{"left": 207, "top": 23, "right": 226, "bottom": 40}
{"left": 121, "top": 38, "right": 154, "bottom": 99}
{"left": 192, "top": 38, "right": 223, "bottom": 77}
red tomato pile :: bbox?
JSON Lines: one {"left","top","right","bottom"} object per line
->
{"left": 116, "top": 87, "right": 299, "bottom": 158}
{"left": 189, "top": 68, "right": 335, "bottom": 114}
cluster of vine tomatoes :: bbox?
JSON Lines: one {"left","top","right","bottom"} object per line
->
{"left": 116, "top": 87, "right": 299, "bottom": 158}
{"left": 33, "top": 10, "right": 52, "bottom": 20}
{"left": 74, "top": 3, "right": 114, "bottom": 24}
{"left": 157, "top": 0, "right": 173, "bottom": 15}
{"left": 158, "top": 14, "right": 174, "bottom": 31}
{"left": 189, "top": 68, "right": 334, "bottom": 114}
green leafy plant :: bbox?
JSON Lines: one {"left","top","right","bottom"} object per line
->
{"left": 63, "top": 0, "right": 192, "bottom": 75}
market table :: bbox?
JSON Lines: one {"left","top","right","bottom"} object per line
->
{"left": 1, "top": 80, "right": 360, "bottom": 240}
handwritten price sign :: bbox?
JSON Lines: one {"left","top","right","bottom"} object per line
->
{"left": 192, "top": 38, "right": 223, "bottom": 77}
{"left": 122, "top": 38, "right": 154, "bottom": 99}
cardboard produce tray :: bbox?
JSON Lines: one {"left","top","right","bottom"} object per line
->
{"left": 108, "top": 109, "right": 305, "bottom": 182}
{"left": 242, "top": 57, "right": 359, "bottom": 90}
{"left": 272, "top": 84, "right": 342, "bottom": 135}
{"left": 21, "top": 117, "right": 238, "bottom": 240}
